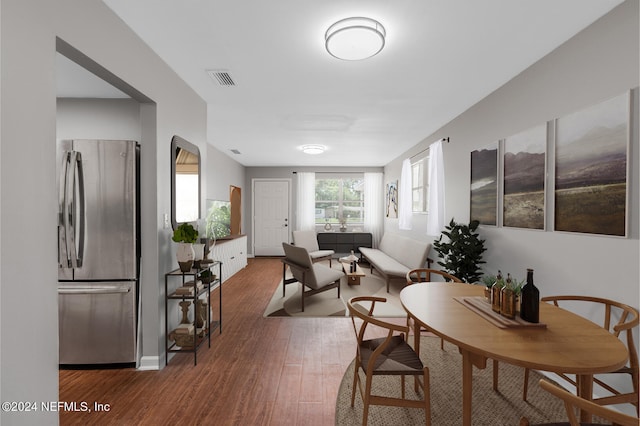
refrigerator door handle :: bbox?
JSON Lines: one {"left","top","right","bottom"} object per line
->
{"left": 58, "top": 285, "right": 131, "bottom": 295}
{"left": 74, "top": 151, "right": 86, "bottom": 268}
{"left": 66, "top": 151, "right": 86, "bottom": 269}
{"left": 59, "top": 152, "right": 72, "bottom": 268}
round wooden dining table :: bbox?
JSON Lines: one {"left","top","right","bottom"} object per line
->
{"left": 400, "top": 282, "right": 629, "bottom": 426}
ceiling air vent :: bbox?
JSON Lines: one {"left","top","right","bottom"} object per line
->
{"left": 207, "top": 69, "right": 236, "bottom": 86}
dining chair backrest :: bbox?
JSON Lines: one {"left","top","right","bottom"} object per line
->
{"left": 406, "top": 268, "right": 462, "bottom": 284}
{"left": 518, "top": 379, "right": 639, "bottom": 426}
{"left": 540, "top": 295, "right": 639, "bottom": 414}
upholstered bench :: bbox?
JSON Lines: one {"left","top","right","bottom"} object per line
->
{"left": 359, "top": 233, "right": 431, "bottom": 292}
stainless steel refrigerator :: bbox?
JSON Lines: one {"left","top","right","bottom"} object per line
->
{"left": 58, "top": 139, "right": 140, "bottom": 365}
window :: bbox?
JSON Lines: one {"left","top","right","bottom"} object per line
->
{"left": 411, "top": 153, "right": 430, "bottom": 213}
{"left": 315, "top": 177, "right": 364, "bottom": 224}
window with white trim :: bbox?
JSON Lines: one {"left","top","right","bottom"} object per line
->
{"left": 315, "top": 176, "right": 364, "bottom": 225}
{"left": 411, "top": 152, "right": 430, "bottom": 213}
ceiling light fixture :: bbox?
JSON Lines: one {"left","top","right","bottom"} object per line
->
{"left": 301, "top": 145, "right": 325, "bottom": 155}
{"left": 325, "top": 17, "right": 386, "bottom": 61}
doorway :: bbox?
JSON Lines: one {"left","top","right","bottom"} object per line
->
{"left": 252, "top": 179, "right": 291, "bottom": 256}
{"left": 56, "top": 39, "right": 157, "bottom": 370}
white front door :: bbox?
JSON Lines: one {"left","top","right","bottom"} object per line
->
{"left": 253, "top": 179, "right": 290, "bottom": 256}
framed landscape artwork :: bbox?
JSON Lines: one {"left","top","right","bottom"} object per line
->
{"left": 470, "top": 143, "right": 498, "bottom": 226}
{"left": 503, "top": 124, "right": 546, "bottom": 230}
{"left": 555, "top": 92, "right": 629, "bottom": 237}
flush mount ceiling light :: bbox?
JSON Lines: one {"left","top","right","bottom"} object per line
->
{"left": 325, "top": 17, "right": 386, "bottom": 61}
{"left": 301, "top": 145, "right": 325, "bottom": 155}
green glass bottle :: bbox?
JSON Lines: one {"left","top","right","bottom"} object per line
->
{"left": 520, "top": 268, "right": 539, "bottom": 323}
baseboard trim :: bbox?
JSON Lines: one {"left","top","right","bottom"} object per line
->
{"left": 137, "top": 355, "right": 161, "bottom": 371}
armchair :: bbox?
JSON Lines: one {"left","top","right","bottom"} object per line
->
{"left": 292, "top": 230, "right": 334, "bottom": 266}
{"left": 281, "top": 243, "right": 342, "bottom": 312}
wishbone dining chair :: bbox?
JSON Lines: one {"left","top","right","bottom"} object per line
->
{"left": 347, "top": 296, "right": 431, "bottom": 426}
{"left": 405, "top": 268, "right": 463, "bottom": 354}
{"left": 521, "top": 295, "right": 639, "bottom": 417}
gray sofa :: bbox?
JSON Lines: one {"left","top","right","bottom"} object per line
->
{"left": 359, "top": 233, "right": 431, "bottom": 292}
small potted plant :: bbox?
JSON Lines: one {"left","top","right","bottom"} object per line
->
{"left": 172, "top": 222, "right": 199, "bottom": 272}
{"left": 500, "top": 273, "right": 524, "bottom": 319}
{"left": 480, "top": 274, "right": 496, "bottom": 301}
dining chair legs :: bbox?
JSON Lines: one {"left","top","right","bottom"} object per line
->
{"left": 351, "top": 358, "right": 360, "bottom": 408}
{"left": 494, "top": 362, "right": 531, "bottom": 401}
{"left": 523, "top": 368, "right": 530, "bottom": 401}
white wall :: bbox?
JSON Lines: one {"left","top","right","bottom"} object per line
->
{"left": 57, "top": 98, "right": 141, "bottom": 140}
{"left": 386, "top": 0, "right": 638, "bottom": 294}
{"left": 1, "top": 1, "right": 212, "bottom": 423}
{"left": 244, "top": 166, "right": 383, "bottom": 255}
{"left": 385, "top": 0, "right": 639, "bottom": 410}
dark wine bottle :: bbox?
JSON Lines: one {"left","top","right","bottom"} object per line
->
{"left": 520, "top": 268, "right": 540, "bottom": 323}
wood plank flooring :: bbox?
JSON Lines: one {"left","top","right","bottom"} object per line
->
{"left": 59, "top": 257, "right": 356, "bottom": 425}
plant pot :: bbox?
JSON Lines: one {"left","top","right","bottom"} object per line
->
{"left": 178, "top": 260, "right": 193, "bottom": 272}
{"left": 176, "top": 242, "right": 195, "bottom": 271}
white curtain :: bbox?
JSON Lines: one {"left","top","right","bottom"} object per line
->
{"left": 296, "top": 172, "right": 316, "bottom": 231}
{"left": 398, "top": 158, "right": 413, "bottom": 230}
{"left": 364, "top": 172, "right": 384, "bottom": 247}
{"left": 426, "top": 140, "right": 445, "bottom": 236}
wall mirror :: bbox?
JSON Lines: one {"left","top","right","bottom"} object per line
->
{"left": 171, "top": 135, "right": 200, "bottom": 229}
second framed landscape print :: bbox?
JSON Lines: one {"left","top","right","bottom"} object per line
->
{"left": 555, "top": 92, "right": 629, "bottom": 237}
{"left": 503, "top": 124, "right": 546, "bottom": 230}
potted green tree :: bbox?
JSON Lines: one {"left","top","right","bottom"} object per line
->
{"left": 433, "top": 218, "right": 486, "bottom": 284}
{"left": 172, "top": 222, "right": 199, "bottom": 272}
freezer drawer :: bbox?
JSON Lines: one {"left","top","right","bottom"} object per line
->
{"left": 58, "top": 282, "right": 136, "bottom": 364}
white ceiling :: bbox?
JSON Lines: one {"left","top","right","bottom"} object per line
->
{"left": 63, "top": 0, "right": 623, "bottom": 167}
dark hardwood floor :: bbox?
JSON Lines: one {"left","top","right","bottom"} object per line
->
{"left": 59, "top": 257, "right": 356, "bottom": 425}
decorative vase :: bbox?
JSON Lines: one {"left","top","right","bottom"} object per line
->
{"left": 193, "top": 243, "right": 205, "bottom": 261}
{"left": 192, "top": 243, "right": 206, "bottom": 268}
{"left": 195, "top": 298, "right": 208, "bottom": 330}
{"left": 179, "top": 300, "right": 192, "bottom": 324}
{"left": 176, "top": 242, "right": 195, "bottom": 272}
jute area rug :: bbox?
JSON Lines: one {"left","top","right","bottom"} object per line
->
{"left": 263, "top": 261, "right": 406, "bottom": 318}
{"left": 336, "top": 336, "right": 608, "bottom": 426}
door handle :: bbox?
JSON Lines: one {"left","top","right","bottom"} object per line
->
{"left": 74, "top": 152, "right": 85, "bottom": 268}
{"left": 58, "top": 285, "right": 131, "bottom": 295}
{"left": 66, "top": 151, "right": 86, "bottom": 269}
{"left": 59, "top": 152, "right": 72, "bottom": 268}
